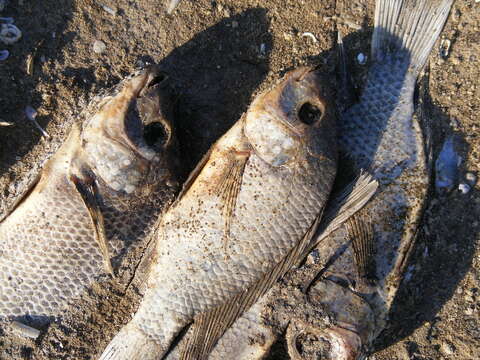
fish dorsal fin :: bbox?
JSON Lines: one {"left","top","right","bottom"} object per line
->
{"left": 301, "top": 171, "right": 378, "bottom": 260}
{"left": 214, "top": 150, "right": 250, "bottom": 242}
{"left": 0, "top": 172, "right": 41, "bottom": 223}
{"left": 70, "top": 174, "right": 113, "bottom": 275}
{"left": 346, "top": 213, "right": 376, "bottom": 285}
{"left": 180, "top": 210, "right": 322, "bottom": 360}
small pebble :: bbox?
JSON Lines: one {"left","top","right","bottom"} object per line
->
{"left": 440, "top": 342, "right": 455, "bottom": 355}
{"left": 357, "top": 52, "right": 367, "bottom": 65}
{"left": 458, "top": 183, "right": 470, "bottom": 194}
{"left": 465, "top": 172, "right": 477, "bottom": 186}
{"left": 93, "top": 40, "right": 106, "bottom": 54}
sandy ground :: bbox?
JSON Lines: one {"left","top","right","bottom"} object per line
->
{"left": 0, "top": 0, "right": 479, "bottom": 359}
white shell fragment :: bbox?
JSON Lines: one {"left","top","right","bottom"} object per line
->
{"left": 10, "top": 321, "right": 41, "bottom": 340}
{"left": 0, "top": 49, "right": 8, "bottom": 60}
{"left": 439, "top": 38, "right": 451, "bottom": 59}
{"left": 301, "top": 32, "right": 318, "bottom": 43}
{"left": 93, "top": 40, "right": 106, "bottom": 54}
{"left": 0, "top": 119, "right": 13, "bottom": 126}
{"left": 99, "top": 3, "right": 116, "bottom": 16}
{"left": 0, "top": 23, "right": 21, "bottom": 44}
{"left": 25, "top": 105, "right": 50, "bottom": 138}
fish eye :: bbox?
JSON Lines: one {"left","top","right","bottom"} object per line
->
{"left": 298, "top": 102, "right": 323, "bottom": 125}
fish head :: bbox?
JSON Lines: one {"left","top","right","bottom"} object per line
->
{"left": 287, "top": 278, "right": 377, "bottom": 360}
{"left": 244, "top": 67, "right": 336, "bottom": 167}
{"left": 80, "top": 65, "right": 176, "bottom": 195}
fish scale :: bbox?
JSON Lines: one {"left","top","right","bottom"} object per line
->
{"left": 0, "top": 178, "right": 105, "bottom": 319}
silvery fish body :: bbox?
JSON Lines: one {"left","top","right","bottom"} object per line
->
{"left": 99, "top": 67, "right": 338, "bottom": 360}
{"left": 0, "top": 66, "right": 177, "bottom": 324}
{"left": 179, "top": 0, "right": 453, "bottom": 359}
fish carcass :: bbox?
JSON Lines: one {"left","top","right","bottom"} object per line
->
{"left": 0, "top": 65, "right": 178, "bottom": 323}
{"left": 171, "top": 0, "right": 453, "bottom": 359}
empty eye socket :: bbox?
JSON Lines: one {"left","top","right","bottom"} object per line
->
{"left": 144, "top": 122, "right": 167, "bottom": 149}
{"left": 298, "top": 102, "right": 323, "bottom": 125}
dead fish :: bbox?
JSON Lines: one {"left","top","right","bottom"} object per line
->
{"left": 175, "top": 0, "right": 453, "bottom": 359}
{"left": 0, "top": 65, "right": 178, "bottom": 323}
{"left": 99, "top": 67, "right": 338, "bottom": 360}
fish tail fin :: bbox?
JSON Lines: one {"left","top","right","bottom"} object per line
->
{"left": 372, "top": 0, "right": 453, "bottom": 75}
{"left": 99, "top": 322, "right": 162, "bottom": 360}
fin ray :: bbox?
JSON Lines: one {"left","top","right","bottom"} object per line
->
{"left": 346, "top": 213, "right": 376, "bottom": 283}
{"left": 71, "top": 175, "right": 113, "bottom": 275}
{"left": 372, "top": 0, "right": 453, "bottom": 74}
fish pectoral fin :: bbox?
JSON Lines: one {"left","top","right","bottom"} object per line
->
{"left": 346, "top": 213, "right": 377, "bottom": 286}
{"left": 0, "top": 172, "right": 41, "bottom": 223}
{"left": 71, "top": 175, "right": 114, "bottom": 276}
{"left": 215, "top": 150, "right": 250, "bottom": 241}
{"left": 301, "top": 171, "right": 378, "bottom": 260}
{"left": 181, "top": 212, "right": 320, "bottom": 360}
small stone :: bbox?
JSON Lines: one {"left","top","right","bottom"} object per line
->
{"left": 93, "top": 40, "right": 106, "bottom": 54}
{"left": 465, "top": 172, "right": 477, "bottom": 186}
{"left": 458, "top": 183, "right": 470, "bottom": 194}
{"left": 357, "top": 52, "right": 367, "bottom": 65}
{"left": 440, "top": 342, "right": 455, "bottom": 355}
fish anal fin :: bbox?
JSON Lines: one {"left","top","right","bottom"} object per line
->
{"left": 71, "top": 174, "right": 114, "bottom": 275}
{"left": 346, "top": 213, "right": 376, "bottom": 287}
{"left": 180, "top": 209, "right": 321, "bottom": 360}
{"left": 214, "top": 149, "right": 250, "bottom": 243}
